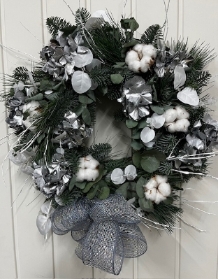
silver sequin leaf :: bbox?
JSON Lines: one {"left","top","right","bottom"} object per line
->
{"left": 36, "top": 215, "right": 52, "bottom": 236}
{"left": 71, "top": 71, "right": 92, "bottom": 94}
{"left": 177, "top": 87, "right": 199, "bottom": 106}
{"left": 74, "top": 46, "right": 93, "bottom": 68}
{"left": 186, "top": 134, "right": 204, "bottom": 150}
{"left": 174, "top": 65, "right": 186, "bottom": 90}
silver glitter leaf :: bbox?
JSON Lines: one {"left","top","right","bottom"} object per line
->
{"left": 174, "top": 65, "right": 186, "bottom": 90}
{"left": 186, "top": 134, "right": 204, "bottom": 150}
{"left": 177, "top": 87, "right": 199, "bottom": 106}
{"left": 72, "top": 71, "right": 92, "bottom": 94}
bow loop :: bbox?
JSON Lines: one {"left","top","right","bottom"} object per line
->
{"left": 51, "top": 194, "right": 147, "bottom": 275}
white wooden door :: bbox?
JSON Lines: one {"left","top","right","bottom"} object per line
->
{"left": 0, "top": 1, "right": 218, "bottom": 278}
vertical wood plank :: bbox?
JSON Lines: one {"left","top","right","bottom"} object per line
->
{"left": 1, "top": 0, "right": 54, "bottom": 278}
{"left": 0, "top": 0, "right": 17, "bottom": 277}
{"left": 179, "top": 1, "right": 218, "bottom": 278}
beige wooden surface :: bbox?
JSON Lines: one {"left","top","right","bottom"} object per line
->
{"left": 0, "top": 0, "right": 218, "bottom": 278}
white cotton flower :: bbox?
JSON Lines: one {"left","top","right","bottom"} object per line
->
{"left": 125, "top": 43, "right": 157, "bottom": 73}
{"left": 155, "top": 175, "right": 167, "bottom": 184}
{"left": 143, "top": 175, "right": 171, "bottom": 204}
{"left": 158, "top": 182, "right": 171, "bottom": 197}
{"left": 175, "top": 106, "right": 190, "bottom": 120}
{"left": 155, "top": 191, "right": 166, "bottom": 204}
{"left": 145, "top": 177, "right": 158, "bottom": 189}
{"left": 174, "top": 118, "right": 190, "bottom": 132}
{"left": 164, "top": 108, "right": 177, "bottom": 123}
{"left": 145, "top": 188, "right": 157, "bottom": 201}
{"left": 164, "top": 106, "right": 190, "bottom": 133}
{"left": 142, "top": 44, "right": 157, "bottom": 58}
{"left": 76, "top": 155, "right": 100, "bottom": 182}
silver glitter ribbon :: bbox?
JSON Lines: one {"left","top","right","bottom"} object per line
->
{"left": 118, "top": 76, "right": 152, "bottom": 121}
{"left": 51, "top": 194, "right": 147, "bottom": 275}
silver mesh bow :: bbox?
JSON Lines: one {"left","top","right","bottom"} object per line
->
{"left": 51, "top": 194, "right": 147, "bottom": 275}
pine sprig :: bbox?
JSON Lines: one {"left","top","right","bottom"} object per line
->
{"left": 87, "top": 143, "right": 112, "bottom": 162}
{"left": 141, "top": 24, "right": 163, "bottom": 46}
{"left": 75, "top": 8, "right": 91, "bottom": 29}
{"left": 46, "top": 17, "right": 74, "bottom": 37}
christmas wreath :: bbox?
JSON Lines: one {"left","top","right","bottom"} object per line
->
{"left": 3, "top": 8, "right": 218, "bottom": 275}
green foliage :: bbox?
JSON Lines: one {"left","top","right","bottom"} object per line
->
{"left": 46, "top": 17, "right": 74, "bottom": 37}
{"left": 87, "top": 143, "right": 112, "bottom": 162}
{"left": 12, "top": 66, "right": 29, "bottom": 81}
{"left": 141, "top": 24, "right": 163, "bottom": 46}
{"left": 75, "top": 8, "right": 91, "bottom": 29}
{"left": 104, "top": 158, "right": 131, "bottom": 173}
{"left": 155, "top": 134, "right": 180, "bottom": 155}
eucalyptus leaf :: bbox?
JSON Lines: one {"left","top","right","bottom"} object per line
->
{"left": 132, "top": 131, "right": 140, "bottom": 139}
{"left": 110, "top": 74, "right": 124, "bottom": 84}
{"left": 115, "top": 182, "right": 129, "bottom": 199}
{"left": 27, "top": 93, "right": 44, "bottom": 101}
{"left": 45, "top": 92, "right": 58, "bottom": 101}
{"left": 74, "top": 47, "right": 93, "bottom": 68}
{"left": 131, "top": 140, "right": 143, "bottom": 151}
{"left": 132, "top": 152, "right": 142, "bottom": 168}
{"left": 138, "top": 119, "right": 149, "bottom": 129}
{"left": 82, "top": 108, "right": 91, "bottom": 125}
{"left": 111, "top": 168, "right": 125, "bottom": 184}
{"left": 86, "top": 58, "right": 101, "bottom": 72}
{"left": 74, "top": 104, "right": 85, "bottom": 116}
{"left": 72, "top": 71, "right": 92, "bottom": 94}
{"left": 98, "top": 186, "right": 110, "bottom": 200}
{"left": 141, "top": 156, "right": 160, "bottom": 173}
{"left": 138, "top": 197, "right": 154, "bottom": 212}
{"left": 177, "top": 87, "right": 199, "bottom": 106}
{"left": 86, "top": 184, "right": 100, "bottom": 199}
{"left": 69, "top": 176, "right": 76, "bottom": 191}
{"left": 150, "top": 105, "right": 165, "bottom": 115}
{"left": 136, "top": 177, "right": 147, "bottom": 198}
{"left": 142, "top": 150, "right": 166, "bottom": 162}
{"left": 126, "top": 119, "right": 138, "bottom": 129}
{"left": 75, "top": 181, "right": 87, "bottom": 189}
{"left": 174, "top": 65, "right": 186, "bottom": 90}
{"left": 79, "top": 95, "right": 93, "bottom": 104}
{"left": 140, "top": 127, "right": 155, "bottom": 144}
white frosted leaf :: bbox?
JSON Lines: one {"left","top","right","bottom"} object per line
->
{"left": 111, "top": 168, "right": 126, "bottom": 185}
{"left": 40, "top": 201, "right": 54, "bottom": 215}
{"left": 140, "top": 127, "right": 155, "bottom": 144}
{"left": 147, "top": 113, "right": 165, "bottom": 129}
{"left": 36, "top": 215, "right": 52, "bottom": 235}
{"left": 174, "top": 65, "right": 186, "bottom": 90}
{"left": 177, "top": 87, "right": 199, "bottom": 106}
{"left": 74, "top": 47, "right": 93, "bottom": 68}
{"left": 71, "top": 71, "right": 92, "bottom": 94}
{"left": 124, "top": 165, "right": 137, "bottom": 180}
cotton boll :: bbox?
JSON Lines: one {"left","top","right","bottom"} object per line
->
{"left": 158, "top": 182, "right": 171, "bottom": 197}
{"left": 167, "top": 123, "right": 177, "bottom": 133}
{"left": 133, "top": 44, "right": 143, "bottom": 59}
{"left": 84, "top": 155, "right": 99, "bottom": 169}
{"left": 84, "top": 169, "right": 99, "bottom": 181}
{"left": 142, "top": 44, "right": 157, "bottom": 58}
{"left": 76, "top": 168, "right": 86, "bottom": 182}
{"left": 175, "top": 119, "right": 190, "bottom": 132}
{"left": 155, "top": 175, "right": 167, "bottom": 185}
{"left": 128, "top": 61, "right": 141, "bottom": 73}
{"left": 164, "top": 108, "right": 177, "bottom": 123}
{"left": 140, "top": 56, "right": 151, "bottom": 73}
{"left": 145, "top": 188, "right": 157, "bottom": 201}
{"left": 144, "top": 178, "right": 158, "bottom": 190}
{"left": 175, "top": 106, "right": 190, "bottom": 120}
{"left": 125, "top": 50, "right": 139, "bottom": 64}
{"left": 155, "top": 191, "right": 166, "bottom": 204}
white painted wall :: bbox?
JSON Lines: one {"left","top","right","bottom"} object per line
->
{"left": 0, "top": 1, "right": 218, "bottom": 278}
